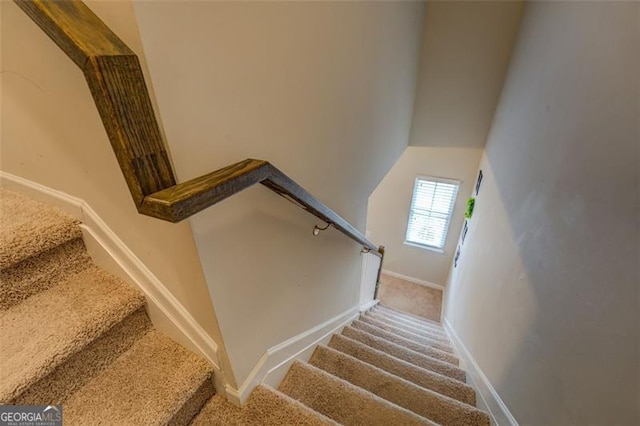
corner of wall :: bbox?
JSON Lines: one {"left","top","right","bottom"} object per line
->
{"left": 444, "top": 318, "right": 518, "bottom": 426}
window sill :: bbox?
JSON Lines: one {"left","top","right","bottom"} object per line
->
{"left": 404, "top": 241, "right": 445, "bottom": 254}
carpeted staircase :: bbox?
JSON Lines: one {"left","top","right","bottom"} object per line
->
{"left": 0, "top": 189, "right": 215, "bottom": 424}
{"left": 1, "top": 188, "right": 489, "bottom": 425}
{"left": 194, "top": 312, "right": 490, "bottom": 424}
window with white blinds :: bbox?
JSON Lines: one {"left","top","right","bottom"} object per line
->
{"left": 405, "top": 176, "right": 459, "bottom": 250}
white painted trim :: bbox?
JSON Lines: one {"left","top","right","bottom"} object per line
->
{"left": 0, "top": 171, "right": 221, "bottom": 371}
{"left": 444, "top": 319, "right": 518, "bottom": 426}
{"left": 225, "top": 304, "right": 362, "bottom": 406}
{"left": 359, "top": 251, "right": 381, "bottom": 308}
{"left": 381, "top": 269, "right": 445, "bottom": 291}
{"left": 1, "top": 172, "right": 84, "bottom": 219}
{"left": 359, "top": 298, "right": 379, "bottom": 313}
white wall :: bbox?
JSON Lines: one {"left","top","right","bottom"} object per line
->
{"left": 367, "top": 146, "right": 482, "bottom": 285}
{"left": 132, "top": 1, "right": 425, "bottom": 388}
{"left": 444, "top": 2, "right": 639, "bottom": 424}
{"left": 1, "top": 0, "right": 235, "bottom": 385}
{"left": 409, "top": 1, "right": 523, "bottom": 148}
{"left": 366, "top": 1, "right": 522, "bottom": 286}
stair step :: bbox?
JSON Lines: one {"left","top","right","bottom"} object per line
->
{"left": 342, "top": 326, "right": 466, "bottom": 382}
{"left": 0, "top": 189, "right": 82, "bottom": 270}
{"left": 63, "top": 330, "right": 214, "bottom": 425}
{"left": 14, "top": 308, "right": 152, "bottom": 405}
{"left": 352, "top": 320, "right": 459, "bottom": 365}
{"left": 192, "top": 384, "right": 337, "bottom": 426}
{"left": 0, "top": 265, "right": 146, "bottom": 403}
{"left": 374, "top": 305, "right": 444, "bottom": 326}
{"left": 1, "top": 238, "right": 92, "bottom": 310}
{"left": 279, "top": 361, "right": 435, "bottom": 425}
{"left": 373, "top": 305, "right": 445, "bottom": 332}
{"left": 310, "top": 345, "right": 490, "bottom": 426}
{"left": 361, "top": 314, "right": 454, "bottom": 352}
{"left": 328, "top": 333, "right": 475, "bottom": 405}
{"left": 366, "top": 310, "right": 448, "bottom": 340}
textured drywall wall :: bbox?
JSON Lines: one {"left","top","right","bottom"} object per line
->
{"left": 444, "top": 2, "right": 639, "bottom": 424}
{"left": 409, "top": 1, "right": 523, "bottom": 148}
{"left": 1, "top": 0, "right": 233, "bottom": 384}
{"left": 367, "top": 146, "right": 482, "bottom": 285}
{"left": 132, "top": 1, "right": 425, "bottom": 386}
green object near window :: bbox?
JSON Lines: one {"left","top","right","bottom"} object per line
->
{"left": 465, "top": 198, "right": 475, "bottom": 219}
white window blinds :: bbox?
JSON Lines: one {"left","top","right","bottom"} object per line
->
{"left": 405, "top": 177, "right": 459, "bottom": 250}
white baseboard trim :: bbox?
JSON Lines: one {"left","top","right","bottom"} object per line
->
{"left": 0, "top": 172, "right": 221, "bottom": 373}
{"left": 359, "top": 298, "right": 379, "bottom": 313}
{"left": 444, "top": 318, "right": 518, "bottom": 426}
{"left": 225, "top": 304, "right": 363, "bottom": 406}
{"left": 381, "top": 269, "right": 444, "bottom": 291}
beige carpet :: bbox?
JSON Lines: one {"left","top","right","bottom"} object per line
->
{"left": 192, "top": 385, "right": 337, "bottom": 426}
{"left": 0, "top": 189, "right": 215, "bottom": 424}
{"left": 275, "top": 304, "right": 488, "bottom": 426}
{"left": 378, "top": 273, "right": 443, "bottom": 321}
{"left": 197, "top": 306, "right": 490, "bottom": 425}
{"left": 188, "top": 289, "right": 490, "bottom": 423}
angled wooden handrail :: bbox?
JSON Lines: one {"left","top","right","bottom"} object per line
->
{"left": 16, "top": 0, "right": 382, "bottom": 256}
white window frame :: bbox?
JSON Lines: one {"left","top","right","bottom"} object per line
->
{"left": 404, "top": 175, "right": 460, "bottom": 253}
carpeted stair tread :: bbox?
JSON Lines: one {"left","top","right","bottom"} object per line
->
{"left": 14, "top": 308, "right": 153, "bottom": 405}
{"left": 368, "top": 310, "right": 447, "bottom": 340}
{"left": 310, "top": 345, "right": 490, "bottom": 426}
{"left": 374, "top": 305, "right": 445, "bottom": 329}
{"left": 0, "top": 238, "right": 92, "bottom": 310}
{"left": 279, "top": 361, "right": 435, "bottom": 425}
{"left": 0, "top": 265, "right": 145, "bottom": 402}
{"left": 192, "top": 384, "right": 337, "bottom": 426}
{"left": 366, "top": 310, "right": 448, "bottom": 340}
{"left": 63, "top": 329, "right": 214, "bottom": 425}
{"left": 328, "top": 333, "right": 475, "bottom": 405}
{"left": 342, "top": 326, "right": 467, "bottom": 382}
{"left": 373, "top": 306, "right": 446, "bottom": 333}
{"left": 352, "top": 319, "right": 459, "bottom": 365}
{"left": 0, "top": 189, "right": 82, "bottom": 270}
{"left": 360, "top": 314, "right": 454, "bottom": 352}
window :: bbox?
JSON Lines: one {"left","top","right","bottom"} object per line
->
{"left": 405, "top": 176, "right": 459, "bottom": 251}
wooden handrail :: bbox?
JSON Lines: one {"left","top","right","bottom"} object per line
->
{"left": 16, "top": 0, "right": 382, "bottom": 256}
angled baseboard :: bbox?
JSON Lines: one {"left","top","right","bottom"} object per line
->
{"left": 359, "top": 298, "right": 379, "bottom": 313}
{"left": 444, "top": 318, "right": 518, "bottom": 426}
{"left": 0, "top": 171, "right": 221, "bottom": 373}
{"left": 225, "top": 301, "right": 375, "bottom": 406}
{"left": 381, "top": 269, "right": 445, "bottom": 291}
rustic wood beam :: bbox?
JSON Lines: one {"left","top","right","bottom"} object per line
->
{"left": 15, "top": 0, "right": 176, "bottom": 206}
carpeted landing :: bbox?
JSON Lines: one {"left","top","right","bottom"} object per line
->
{"left": 1, "top": 188, "right": 489, "bottom": 425}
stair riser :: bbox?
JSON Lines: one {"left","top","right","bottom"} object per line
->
{"left": 328, "top": 334, "right": 476, "bottom": 406}
{"left": 0, "top": 219, "right": 82, "bottom": 271}
{"left": 342, "top": 327, "right": 467, "bottom": 382}
{"left": 352, "top": 321, "right": 459, "bottom": 366}
{"left": 367, "top": 311, "right": 448, "bottom": 339}
{"left": 373, "top": 307, "right": 445, "bottom": 333}
{"left": 11, "top": 308, "right": 152, "bottom": 405}
{"left": 361, "top": 315, "right": 454, "bottom": 353}
{"left": 0, "top": 238, "right": 92, "bottom": 311}
{"left": 167, "top": 377, "right": 216, "bottom": 426}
